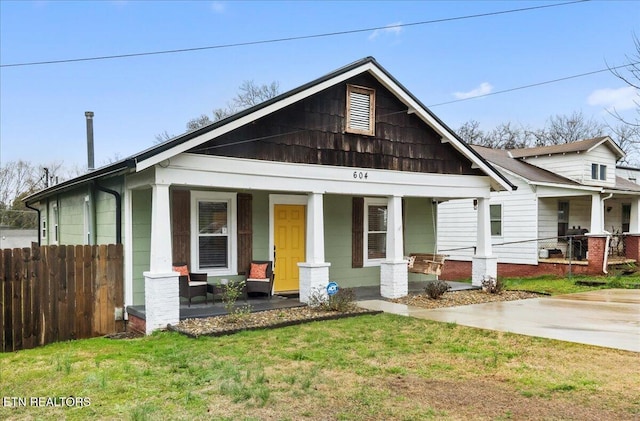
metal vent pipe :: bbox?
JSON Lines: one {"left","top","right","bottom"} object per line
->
{"left": 85, "top": 111, "right": 95, "bottom": 171}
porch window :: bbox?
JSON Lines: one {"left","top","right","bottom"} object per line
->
{"left": 191, "top": 191, "right": 237, "bottom": 275}
{"left": 490, "top": 204, "right": 502, "bottom": 236}
{"left": 346, "top": 84, "right": 375, "bottom": 136}
{"left": 364, "top": 198, "right": 387, "bottom": 265}
{"left": 558, "top": 201, "right": 569, "bottom": 239}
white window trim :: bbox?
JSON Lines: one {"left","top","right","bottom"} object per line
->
{"left": 489, "top": 203, "right": 503, "bottom": 237}
{"left": 83, "top": 195, "right": 92, "bottom": 245}
{"left": 190, "top": 191, "right": 237, "bottom": 276}
{"left": 52, "top": 202, "right": 59, "bottom": 245}
{"left": 346, "top": 84, "right": 375, "bottom": 136}
{"left": 41, "top": 214, "right": 47, "bottom": 240}
{"left": 363, "top": 197, "right": 387, "bottom": 267}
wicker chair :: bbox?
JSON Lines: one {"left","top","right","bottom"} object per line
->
{"left": 245, "top": 260, "right": 274, "bottom": 298}
{"left": 173, "top": 263, "right": 209, "bottom": 307}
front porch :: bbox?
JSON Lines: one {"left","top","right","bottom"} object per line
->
{"left": 126, "top": 281, "right": 476, "bottom": 333}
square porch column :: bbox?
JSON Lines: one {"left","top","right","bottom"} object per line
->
{"left": 299, "top": 192, "right": 331, "bottom": 303}
{"left": 590, "top": 192, "right": 604, "bottom": 235}
{"left": 380, "top": 195, "right": 408, "bottom": 298}
{"left": 472, "top": 197, "right": 497, "bottom": 286}
{"left": 143, "top": 182, "right": 179, "bottom": 333}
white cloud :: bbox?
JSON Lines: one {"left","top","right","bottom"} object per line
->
{"left": 369, "top": 22, "right": 403, "bottom": 40}
{"left": 587, "top": 86, "right": 638, "bottom": 111}
{"left": 210, "top": 1, "right": 225, "bottom": 13}
{"left": 453, "top": 82, "right": 494, "bottom": 100}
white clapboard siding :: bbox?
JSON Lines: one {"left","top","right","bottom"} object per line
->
{"left": 519, "top": 145, "right": 618, "bottom": 187}
{"left": 438, "top": 174, "right": 539, "bottom": 264}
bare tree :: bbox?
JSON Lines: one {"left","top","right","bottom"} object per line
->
{"left": 155, "top": 80, "right": 280, "bottom": 143}
{"left": 457, "top": 120, "right": 490, "bottom": 146}
{"left": 608, "top": 34, "right": 640, "bottom": 128}
{"left": 530, "top": 111, "right": 605, "bottom": 146}
{"left": 457, "top": 120, "right": 532, "bottom": 149}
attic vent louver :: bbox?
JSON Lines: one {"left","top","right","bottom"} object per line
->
{"left": 346, "top": 85, "right": 375, "bottom": 136}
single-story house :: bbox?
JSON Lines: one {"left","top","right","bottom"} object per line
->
{"left": 438, "top": 136, "right": 640, "bottom": 279}
{"left": 25, "top": 57, "right": 514, "bottom": 333}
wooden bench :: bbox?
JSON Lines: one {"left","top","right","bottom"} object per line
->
{"left": 407, "top": 253, "right": 447, "bottom": 276}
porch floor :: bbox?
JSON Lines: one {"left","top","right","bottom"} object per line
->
{"left": 126, "top": 281, "right": 475, "bottom": 321}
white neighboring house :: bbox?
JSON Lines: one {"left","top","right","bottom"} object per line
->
{"left": 438, "top": 137, "right": 640, "bottom": 266}
{"left": 0, "top": 228, "right": 38, "bottom": 249}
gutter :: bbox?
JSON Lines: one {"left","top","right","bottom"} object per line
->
{"left": 24, "top": 202, "right": 41, "bottom": 246}
{"left": 94, "top": 181, "right": 122, "bottom": 244}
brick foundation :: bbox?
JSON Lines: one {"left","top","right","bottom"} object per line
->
{"left": 127, "top": 313, "right": 146, "bottom": 335}
{"left": 587, "top": 236, "right": 607, "bottom": 275}
{"left": 624, "top": 235, "right": 640, "bottom": 261}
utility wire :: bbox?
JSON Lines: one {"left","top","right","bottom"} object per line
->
{"left": 0, "top": 0, "right": 587, "bottom": 68}
{"left": 428, "top": 61, "right": 640, "bottom": 108}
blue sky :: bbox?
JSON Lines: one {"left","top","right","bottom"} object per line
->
{"left": 1, "top": 1, "right": 638, "bottom": 169}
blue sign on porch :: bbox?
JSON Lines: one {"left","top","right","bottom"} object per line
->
{"left": 326, "top": 282, "right": 339, "bottom": 296}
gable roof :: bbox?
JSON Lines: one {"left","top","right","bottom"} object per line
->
{"left": 472, "top": 146, "right": 583, "bottom": 187}
{"left": 509, "top": 136, "right": 625, "bottom": 160}
{"left": 474, "top": 144, "right": 640, "bottom": 194}
{"left": 25, "top": 57, "right": 514, "bottom": 203}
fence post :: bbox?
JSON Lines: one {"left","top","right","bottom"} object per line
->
{"left": 1, "top": 249, "right": 10, "bottom": 352}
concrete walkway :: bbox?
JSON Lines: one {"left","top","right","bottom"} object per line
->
{"left": 358, "top": 289, "right": 640, "bottom": 352}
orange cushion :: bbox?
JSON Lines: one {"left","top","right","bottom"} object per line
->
{"left": 249, "top": 263, "right": 268, "bottom": 279}
{"left": 173, "top": 265, "right": 190, "bottom": 281}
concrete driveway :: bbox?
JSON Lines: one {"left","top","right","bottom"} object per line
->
{"left": 358, "top": 289, "right": 640, "bottom": 352}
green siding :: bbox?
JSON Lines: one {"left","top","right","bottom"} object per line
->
{"left": 324, "top": 195, "right": 379, "bottom": 288}
{"left": 57, "top": 190, "right": 89, "bottom": 245}
{"left": 251, "top": 191, "right": 270, "bottom": 260}
{"left": 95, "top": 177, "right": 124, "bottom": 245}
{"left": 403, "top": 197, "right": 437, "bottom": 282}
{"left": 132, "top": 189, "right": 152, "bottom": 305}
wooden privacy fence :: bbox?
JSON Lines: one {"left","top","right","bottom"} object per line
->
{"left": 1, "top": 244, "right": 125, "bottom": 352}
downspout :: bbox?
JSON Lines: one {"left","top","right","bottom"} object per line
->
{"left": 601, "top": 193, "right": 613, "bottom": 274}
{"left": 94, "top": 182, "right": 122, "bottom": 244}
{"left": 25, "top": 202, "right": 41, "bottom": 246}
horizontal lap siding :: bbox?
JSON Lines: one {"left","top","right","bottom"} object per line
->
{"left": 438, "top": 175, "right": 538, "bottom": 264}
{"left": 131, "top": 189, "right": 151, "bottom": 305}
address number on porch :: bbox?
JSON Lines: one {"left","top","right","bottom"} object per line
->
{"left": 353, "top": 171, "right": 369, "bottom": 180}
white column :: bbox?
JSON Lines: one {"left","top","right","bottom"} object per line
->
{"left": 590, "top": 192, "right": 604, "bottom": 234}
{"left": 143, "top": 182, "right": 179, "bottom": 334}
{"left": 299, "top": 192, "right": 330, "bottom": 303}
{"left": 472, "top": 197, "right": 497, "bottom": 286}
{"left": 149, "top": 183, "right": 173, "bottom": 272}
{"left": 630, "top": 198, "right": 640, "bottom": 234}
{"left": 380, "top": 195, "right": 408, "bottom": 298}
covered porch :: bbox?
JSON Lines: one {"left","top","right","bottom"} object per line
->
{"left": 125, "top": 154, "right": 504, "bottom": 333}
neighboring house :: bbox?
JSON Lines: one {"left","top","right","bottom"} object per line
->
{"left": 25, "top": 57, "right": 513, "bottom": 332}
{"left": 438, "top": 136, "right": 640, "bottom": 279}
{"left": 0, "top": 227, "right": 37, "bottom": 249}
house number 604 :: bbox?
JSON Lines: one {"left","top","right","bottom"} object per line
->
{"left": 353, "top": 171, "right": 368, "bottom": 180}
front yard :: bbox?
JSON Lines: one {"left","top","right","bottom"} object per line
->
{"left": 1, "top": 276, "right": 638, "bottom": 420}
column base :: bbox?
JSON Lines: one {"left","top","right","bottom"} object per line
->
{"left": 144, "top": 271, "right": 179, "bottom": 335}
{"left": 380, "top": 260, "right": 408, "bottom": 299}
{"left": 298, "top": 262, "right": 331, "bottom": 304}
{"left": 472, "top": 256, "right": 497, "bottom": 287}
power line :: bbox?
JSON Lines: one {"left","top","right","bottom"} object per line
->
{"left": 0, "top": 0, "right": 588, "bottom": 68}
{"left": 428, "top": 61, "right": 640, "bottom": 108}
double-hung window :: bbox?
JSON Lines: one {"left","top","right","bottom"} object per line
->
{"left": 364, "top": 198, "right": 387, "bottom": 265}
{"left": 591, "top": 163, "right": 607, "bottom": 181}
{"left": 490, "top": 204, "right": 502, "bottom": 236}
{"left": 191, "top": 191, "right": 237, "bottom": 275}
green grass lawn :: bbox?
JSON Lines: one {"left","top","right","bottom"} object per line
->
{"left": 1, "top": 306, "right": 638, "bottom": 420}
{"left": 502, "top": 274, "right": 640, "bottom": 295}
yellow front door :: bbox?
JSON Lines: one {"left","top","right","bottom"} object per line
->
{"left": 274, "top": 204, "right": 306, "bottom": 293}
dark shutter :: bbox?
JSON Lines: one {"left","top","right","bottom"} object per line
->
{"left": 171, "top": 190, "right": 190, "bottom": 265}
{"left": 352, "top": 197, "right": 364, "bottom": 268}
{"left": 237, "top": 193, "right": 253, "bottom": 275}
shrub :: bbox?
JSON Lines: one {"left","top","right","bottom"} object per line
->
{"left": 481, "top": 276, "right": 504, "bottom": 294}
{"left": 424, "top": 280, "right": 450, "bottom": 299}
{"left": 308, "top": 286, "right": 357, "bottom": 312}
{"left": 221, "top": 280, "right": 252, "bottom": 323}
